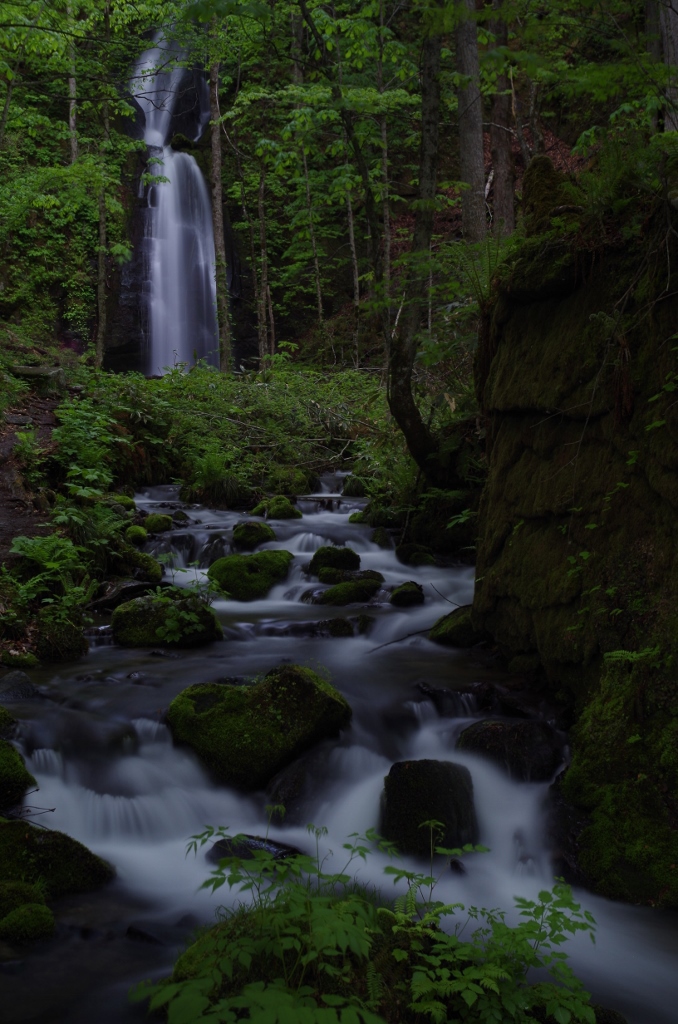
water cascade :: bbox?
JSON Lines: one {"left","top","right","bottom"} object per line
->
{"left": 130, "top": 38, "right": 219, "bottom": 374}
{"left": 4, "top": 479, "right": 678, "bottom": 1022}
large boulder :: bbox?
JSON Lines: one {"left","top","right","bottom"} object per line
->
{"left": 0, "top": 739, "right": 36, "bottom": 808}
{"left": 390, "top": 582, "right": 424, "bottom": 607}
{"left": 456, "top": 719, "right": 563, "bottom": 781}
{"left": 429, "top": 605, "right": 485, "bottom": 647}
{"left": 166, "top": 664, "right": 352, "bottom": 790}
{"left": 395, "top": 543, "right": 434, "bottom": 567}
{"left": 380, "top": 759, "right": 478, "bottom": 857}
{"left": 250, "top": 496, "right": 302, "bottom": 519}
{"left": 0, "top": 903, "right": 54, "bottom": 943}
{"left": 0, "top": 818, "right": 114, "bottom": 898}
{"left": 315, "top": 577, "right": 381, "bottom": 605}
{"left": 309, "top": 546, "right": 360, "bottom": 575}
{"left": 112, "top": 589, "right": 223, "bottom": 647}
{"left": 207, "top": 550, "right": 293, "bottom": 601}
{"left": 232, "top": 521, "right": 276, "bottom": 550}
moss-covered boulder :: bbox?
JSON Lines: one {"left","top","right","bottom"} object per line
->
{"left": 0, "top": 903, "right": 54, "bottom": 943}
{"left": 429, "top": 606, "right": 485, "bottom": 647}
{"left": 112, "top": 590, "right": 223, "bottom": 648}
{"left": 315, "top": 577, "right": 382, "bottom": 605}
{"left": 0, "top": 650, "right": 39, "bottom": 669}
{"left": 395, "top": 543, "right": 434, "bottom": 567}
{"left": 125, "top": 524, "right": 148, "bottom": 546}
{"left": 207, "top": 550, "right": 293, "bottom": 601}
{"left": 0, "top": 706, "right": 17, "bottom": 739}
{"left": 390, "top": 582, "right": 424, "bottom": 607}
{"left": 320, "top": 618, "right": 354, "bottom": 637}
{"left": 370, "top": 527, "right": 392, "bottom": 549}
{"left": 456, "top": 720, "right": 563, "bottom": 782}
{"left": 251, "top": 496, "right": 302, "bottom": 520}
{"left": 166, "top": 664, "right": 352, "bottom": 789}
{"left": 0, "top": 880, "right": 45, "bottom": 918}
{"left": 380, "top": 760, "right": 478, "bottom": 857}
{"left": 317, "top": 568, "right": 383, "bottom": 585}
{"left": 0, "top": 739, "right": 36, "bottom": 808}
{"left": 308, "top": 545, "right": 360, "bottom": 575}
{"left": 144, "top": 513, "right": 173, "bottom": 534}
{"left": 0, "top": 819, "right": 114, "bottom": 897}
{"left": 118, "top": 545, "right": 163, "bottom": 584}
{"left": 105, "top": 493, "right": 136, "bottom": 512}
{"left": 232, "top": 521, "right": 276, "bottom": 550}
{"left": 342, "top": 475, "right": 367, "bottom": 497}
{"left": 34, "top": 614, "right": 88, "bottom": 662}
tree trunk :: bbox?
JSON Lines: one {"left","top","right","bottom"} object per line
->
{"left": 659, "top": 1, "right": 678, "bottom": 130}
{"left": 209, "top": 50, "right": 231, "bottom": 372}
{"left": 346, "top": 190, "right": 360, "bottom": 364}
{"left": 68, "top": 63, "right": 78, "bottom": 162}
{"left": 378, "top": 0, "right": 391, "bottom": 327}
{"left": 95, "top": 189, "right": 107, "bottom": 369}
{"left": 489, "top": 1, "right": 514, "bottom": 236}
{"left": 456, "top": 0, "right": 485, "bottom": 241}
{"left": 257, "top": 164, "right": 269, "bottom": 366}
{"left": 301, "top": 146, "right": 323, "bottom": 322}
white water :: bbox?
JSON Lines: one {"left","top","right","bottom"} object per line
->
{"left": 9, "top": 482, "right": 678, "bottom": 1021}
{"left": 130, "top": 37, "right": 218, "bottom": 374}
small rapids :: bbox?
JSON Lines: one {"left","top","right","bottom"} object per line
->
{"left": 3, "top": 478, "right": 677, "bottom": 1022}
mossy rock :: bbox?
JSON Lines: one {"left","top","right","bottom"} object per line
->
{"left": 429, "top": 606, "right": 485, "bottom": 647}
{"left": 118, "top": 545, "right": 163, "bottom": 584}
{"left": 179, "top": 474, "right": 255, "bottom": 509}
{"left": 348, "top": 511, "right": 365, "bottom": 524}
{"left": 456, "top": 720, "right": 564, "bottom": 782}
{"left": 0, "top": 819, "right": 114, "bottom": 898}
{"left": 320, "top": 618, "right": 354, "bottom": 638}
{"left": 308, "top": 545, "right": 360, "bottom": 575}
{"left": 0, "top": 902, "right": 54, "bottom": 943}
{"left": 250, "top": 496, "right": 302, "bottom": 520}
{"left": 112, "top": 590, "right": 223, "bottom": 648}
{"left": 370, "top": 527, "right": 392, "bottom": 549}
{"left": 264, "top": 467, "right": 314, "bottom": 495}
{"left": 342, "top": 475, "right": 367, "bottom": 497}
{"left": 0, "top": 880, "right": 45, "bottom": 919}
{"left": 144, "top": 513, "right": 173, "bottom": 534}
{"left": 105, "top": 493, "right": 136, "bottom": 512}
{"left": 232, "top": 521, "right": 276, "bottom": 550}
{"left": 395, "top": 543, "right": 434, "bottom": 567}
{"left": 166, "top": 664, "right": 352, "bottom": 789}
{"left": 390, "top": 582, "right": 424, "bottom": 607}
{"left": 125, "top": 524, "right": 148, "bottom": 546}
{"left": 317, "top": 568, "right": 383, "bottom": 586}
{"left": 0, "top": 650, "right": 39, "bottom": 669}
{"left": 315, "top": 577, "right": 382, "bottom": 606}
{"left": 0, "top": 739, "right": 36, "bottom": 808}
{"left": 207, "top": 550, "right": 293, "bottom": 601}
{"left": 0, "top": 706, "right": 17, "bottom": 739}
{"left": 33, "top": 614, "right": 88, "bottom": 662}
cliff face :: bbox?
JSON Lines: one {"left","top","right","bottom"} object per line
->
{"left": 473, "top": 204, "right": 678, "bottom": 905}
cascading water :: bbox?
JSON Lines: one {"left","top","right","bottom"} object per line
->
{"left": 4, "top": 480, "right": 678, "bottom": 1022}
{"left": 130, "top": 37, "right": 219, "bottom": 375}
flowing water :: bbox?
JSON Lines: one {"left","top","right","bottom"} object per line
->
{"left": 130, "top": 38, "right": 219, "bottom": 374}
{"left": 3, "top": 480, "right": 677, "bottom": 1022}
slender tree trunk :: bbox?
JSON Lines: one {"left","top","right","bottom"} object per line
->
{"left": 95, "top": 189, "right": 107, "bottom": 368}
{"left": 646, "top": 1, "right": 662, "bottom": 131}
{"left": 302, "top": 146, "right": 323, "bottom": 322}
{"left": 267, "top": 283, "right": 276, "bottom": 356}
{"left": 378, "top": 0, "right": 391, "bottom": 326}
{"left": 659, "top": 1, "right": 678, "bottom": 130}
{"left": 68, "top": 65, "right": 78, "bottom": 162}
{"left": 490, "top": 1, "right": 514, "bottom": 236}
{"left": 290, "top": 12, "right": 304, "bottom": 84}
{"left": 257, "top": 164, "right": 269, "bottom": 365}
{"left": 209, "top": 48, "right": 231, "bottom": 371}
{"left": 346, "top": 190, "right": 360, "bottom": 364}
{"left": 456, "top": 0, "right": 485, "bottom": 241}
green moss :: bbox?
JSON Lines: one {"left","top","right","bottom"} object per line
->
{"left": 0, "top": 902, "right": 54, "bottom": 943}
{"left": 342, "top": 475, "right": 367, "bottom": 497}
{"left": 316, "top": 578, "right": 381, "bottom": 605}
{"left": 264, "top": 467, "right": 314, "bottom": 494}
{"left": 250, "top": 496, "right": 302, "bottom": 519}
{"left": 0, "top": 739, "right": 36, "bottom": 808}
{"left": 317, "top": 568, "right": 383, "bottom": 586}
{"left": 348, "top": 511, "right": 365, "bottom": 524}
{"left": 166, "top": 664, "right": 352, "bottom": 789}
{"left": 0, "top": 651, "right": 39, "bottom": 669}
{"left": 105, "top": 493, "right": 136, "bottom": 511}
{"left": 125, "top": 525, "right": 148, "bottom": 546}
{"left": 207, "top": 550, "right": 293, "bottom": 601}
{"left": 309, "top": 545, "right": 360, "bottom": 575}
{"left": 370, "top": 527, "right": 391, "bottom": 549}
{"left": 144, "top": 513, "right": 173, "bottom": 534}
{"left": 33, "top": 614, "right": 88, "bottom": 662}
{"left": 0, "top": 880, "right": 45, "bottom": 918}
{"left": 0, "top": 705, "right": 17, "bottom": 739}
{"left": 395, "top": 543, "right": 434, "bottom": 567}
{"left": 112, "top": 590, "right": 223, "bottom": 647}
{"left": 390, "top": 582, "right": 424, "bottom": 607}
{"left": 429, "top": 606, "right": 484, "bottom": 647}
{"left": 118, "top": 545, "right": 163, "bottom": 583}
{"left": 0, "top": 819, "right": 114, "bottom": 898}
{"left": 232, "top": 521, "right": 276, "bottom": 550}
{"left": 322, "top": 618, "right": 354, "bottom": 637}
{"left": 521, "top": 155, "right": 580, "bottom": 237}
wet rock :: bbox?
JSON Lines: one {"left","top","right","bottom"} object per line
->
{"left": 33, "top": 615, "right": 88, "bottom": 663}
{"left": 172, "top": 509, "right": 190, "bottom": 524}
{"left": 414, "top": 682, "right": 479, "bottom": 717}
{"left": 167, "top": 664, "right": 352, "bottom": 790}
{"left": 206, "top": 835, "right": 303, "bottom": 864}
{"left": 308, "top": 545, "right": 361, "bottom": 575}
{"left": 317, "top": 568, "right": 383, "bottom": 585}
{"left": 0, "top": 819, "right": 114, "bottom": 898}
{"left": 0, "top": 739, "right": 36, "bottom": 808}
{"left": 251, "top": 495, "right": 302, "bottom": 519}
{"left": 380, "top": 759, "right": 478, "bottom": 857}
{"left": 90, "top": 578, "right": 168, "bottom": 612}
{"left": 429, "top": 605, "right": 486, "bottom": 647}
{"left": 144, "top": 513, "right": 173, "bottom": 534}
{"left": 370, "top": 527, "right": 392, "bottom": 549}
{"left": 315, "top": 577, "right": 381, "bottom": 606}
{"left": 0, "top": 706, "right": 17, "bottom": 739}
{"left": 232, "top": 520, "right": 276, "bottom": 550}
{"left": 0, "top": 881, "right": 45, "bottom": 919}
{"left": 0, "top": 672, "right": 42, "bottom": 703}
{"left": 389, "top": 581, "right": 424, "bottom": 607}
{"left": 320, "top": 618, "right": 354, "bottom": 637}
{"left": 395, "top": 543, "right": 434, "bottom": 567}
{"left": 0, "top": 904, "right": 54, "bottom": 944}
{"left": 117, "top": 545, "right": 164, "bottom": 584}
{"left": 112, "top": 589, "right": 223, "bottom": 648}
{"left": 456, "top": 719, "right": 564, "bottom": 781}
{"left": 546, "top": 770, "right": 592, "bottom": 887}
{"left": 207, "top": 550, "right": 293, "bottom": 601}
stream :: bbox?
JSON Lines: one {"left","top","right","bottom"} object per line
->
{"left": 3, "top": 477, "right": 677, "bottom": 1022}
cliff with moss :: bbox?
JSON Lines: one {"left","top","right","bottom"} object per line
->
{"left": 472, "top": 160, "right": 678, "bottom": 906}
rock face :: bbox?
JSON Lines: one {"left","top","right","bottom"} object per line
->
{"left": 456, "top": 720, "right": 563, "bottom": 781}
{"left": 207, "top": 550, "right": 293, "bottom": 601}
{"left": 232, "top": 521, "right": 276, "bottom": 549}
{"left": 0, "top": 819, "right": 114, "bottom": 897}
{"left": 380, "top": 759, "right": 478, "bottom": 857}
{"left": 0, "top": 739, "right": 36, "bottom": 808}
{"left": 166, "top": 664, "right": 352, "bottom": 789}
{"left": 429, "top": 606, "right": 485, "bottom": 647}
{"left": 112, "top": 590, "right": 223, "bottom": 647}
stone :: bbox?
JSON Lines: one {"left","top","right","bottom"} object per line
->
{"left": 0, "top": 739, "right": 36, "bottom": 808}
{"left": 206, "top": 835, "right": 302, "bottom": 864}
{"left": 250, "top": 496, "right": 302, "bottom": 519}
{"left": 207, "top": 550, "right": 293, "bottom": 601}
{"left": 0, "top": 819, "right": 114, "bottom": 898}
{"left": 125, "top": 525, "right": 148, "bottom": 546}
{"left": 429, "top": 606, "right": 485, "bottom": 647}
{"left": 389, "top": 582, "right": 424, "bottom": 607}
{"left": 166, "top": 664, "right": 352, "bottom": 790}
{"left": 144, "top": 513, "right": 173, "bottom": 534}
{"left": 0, "top": 706, "right": 17, "bottom": 738}
{"left": 34, "top": 616, "right": 88, "bottom": 662}
{"left": 456, "top": 719, "right": 564, "bottom": 781}
{"left": 380, "top": 759, "right": 478, "bottom": 857}
{"left": 370, "top": 527, "right": 392, "bottom": 549}
{"left": 232, "top": 521, "right": 276, "bottom": 550}
{"left": 315, "top": 577, "right": 381, "bottom": 605}
{"left": 118, "top": 545, "right": 164, "bottom": 584}
{"left": 0, "top": 651, "right": 39, "bottom": 670}
{"left": 112, "top": 590, "right": 223, "bottom": 648}
{"left": 395, "top": 543, "right": 434, "bottom": 567}
{"left": 0, "top": 903, "right": 54, "bottom": 944}
{"left": 89, "top": 578, "right": 166, "bottom": 612}
{"left": 0, "top": 671, "right": 41, "bottom": 701}
{"left": 0, "top": 881, "right": 45, "bottom": 919}
{"left": 308, "top": 545, "right": 360, "bottom": 575}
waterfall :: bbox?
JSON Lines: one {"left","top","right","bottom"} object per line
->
{"left": 130, "top": 37, "right": 219, "bottom": 374}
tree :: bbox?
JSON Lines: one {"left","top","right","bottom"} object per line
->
{"left": 455, "top": 0, "right": 486, "bottom": 241}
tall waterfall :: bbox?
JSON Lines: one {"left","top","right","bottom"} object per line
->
{"left": 130, "top": 38, "right": 219, "bottom": 374}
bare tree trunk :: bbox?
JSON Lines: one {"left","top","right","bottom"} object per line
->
{"left": 510, "top": 67, "right": 532, "bottom": 168}
{"left": 267, "top": 283, "right": 276, "bottom": 356}
{"left": 456, "top": 0, "right": 485, "bottom": 241}
{"left": 490, "top": 1, "right": 514, "bottom": 236}
{"left": 290, "top": 12, "right": 304, "bottom": 84}
{"left": 95, "top": 189, "right": 107, "bottom": 368}
{"left": 209, "top": 49, "right": 231, "bottom": 372}
{"left": 68, "top": 58, "right": 78, "bottom": 161}
{"left": 346, "top": 191, "right": 360, "bottom": 364}
{"left": 378, "top": 0, "right": 391, "bottom": 326}
{"left": 302, "top": 146, "right": 323, "bottom": 322}
{"left": 646, "top": 1, "right": 662, "bottom": 131}
{"left": 659, "top": 1, "right": 678, "bottom": 130}
{"left": 257, "top": 164, "right": 269, "bottom": 365}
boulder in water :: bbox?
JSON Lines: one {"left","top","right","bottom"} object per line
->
{"left": 232, "top": 521, "right": 276, "bottom": 550}
{"left": 0, "top": 819, "right": 114, "bottom": 897}
{"left": 0, "top": 903, "right": 54, "bottom": 944}
{"left": 34, "top": 614, "right": 88, "bottom": 662}
{"left": 380, "top": 759, "right": 478, "bottom": 857}
{"left": 0, "top": 880, "right": 45, "bottom": 918}
{"left": 317, "top": 567, "right": 382, "bottom": 585}
{"left": 125, "top": 525, "right": 148, "bottom": 546}
{"left": 206, "top": 834, "right": 303, "bottom": 864}
{"left": 429, "top": 605, "right": 485, "bottom": 647}
{"left": 0, "top": 705, "right": 17, "bottom": 738}
{"left": 389, "top": 581, "right": 424, "bottom": 607}
{"left": 315, "top": 577, "right": 381, "bottom": 606}
{"left": 370, "top": 527, "right": 392, "bottom": 549}
{"left": 166, "top": 664, "right": 352, "bottom": 790}
{"left": 112, "top": 589, "right": 223, "bottom": 647}
{"left": 0, "top": 671, "right": 41, "bottom": 702}
{"left": 207, "top": 550, "right": 293, "bottom": 601}
{"left": 456, "top": 719, "right": 563, "bottom": 781}
{"left": 118, "top": 545, "right": 164, "bottom": 584}
{"left": 308, "top": 545, "right": 361, "bottom": 575}
{"left": 0, "top": 739, "right": 36, "bottom": 808}
{"left": 395, "top": 543, "right": 434, "bottom": 567}
{"left": 144, "top": 513, "right": 173, "bottom": 534}
{"left": 251, "top": 495, "right": 302, "bottom": 519}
